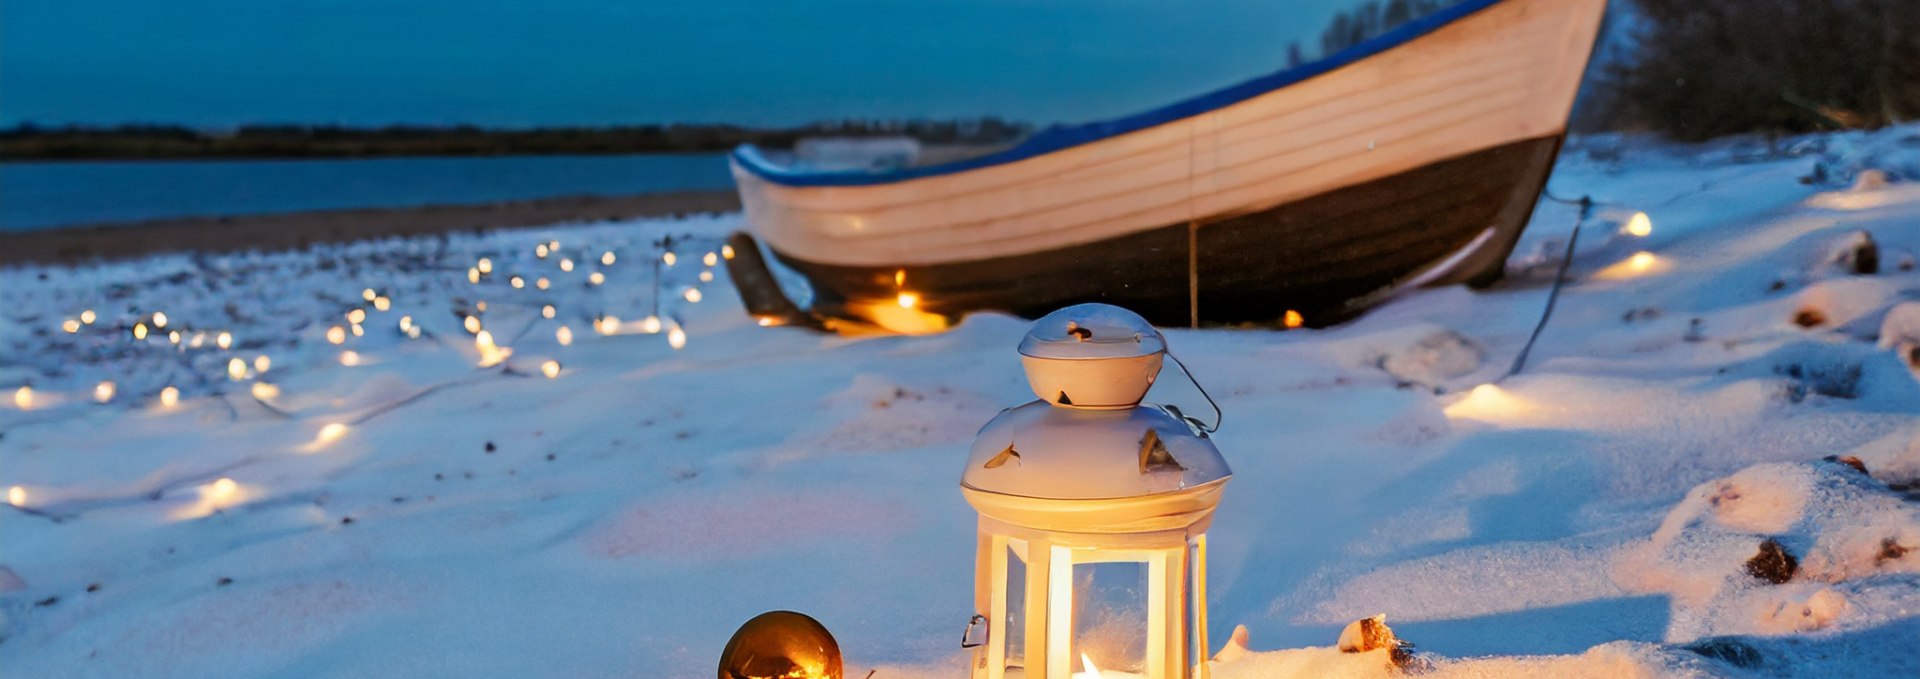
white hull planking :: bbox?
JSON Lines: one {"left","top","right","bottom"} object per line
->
{"left": 735, "top": 0, "right": 1606, "bottom": 268}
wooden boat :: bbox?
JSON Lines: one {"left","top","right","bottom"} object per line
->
{"left": 727, "top": 0, "right": 1607, "bottom": 332}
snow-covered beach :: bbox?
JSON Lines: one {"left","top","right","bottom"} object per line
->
{"left": 3, "top": 127, "right": 1918, "bottom": 677}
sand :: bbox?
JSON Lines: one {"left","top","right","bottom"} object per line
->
{"left": 0, "top": 189, "right": 742, "bottom": 267}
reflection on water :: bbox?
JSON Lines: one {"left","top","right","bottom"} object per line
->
{"left": 0, "top": 153, "right": 734, "bottom": 231}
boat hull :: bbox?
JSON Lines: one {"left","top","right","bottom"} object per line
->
{"left": 772, "top": 134, "right": 1562, "bottom": 328}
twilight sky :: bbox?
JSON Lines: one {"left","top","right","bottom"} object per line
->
{"left": 0, "top": 0, "right": 1364, "bottom": 128}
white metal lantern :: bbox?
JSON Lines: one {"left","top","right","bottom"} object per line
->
{"left": 961, "top": 304, "right": 1231, "bottom": 679}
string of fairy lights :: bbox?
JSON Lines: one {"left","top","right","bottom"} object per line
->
{"left": 3, "top": 230, "right": 740, "bottom": 514}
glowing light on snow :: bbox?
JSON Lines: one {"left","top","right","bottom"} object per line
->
{"left": 251, "top": 383, "right": 281, "bottom": 400}
{"left": 556, "top": 325, "right": 574, "bottom": 346}
{"left": 475, "top": 301, "right": 488, "bottom": 312}
{"left": 1596, "top": 251, "right": 1667, "bottom": 280}
{"left": 133, "top": 323, "right": 149, "bottom": 340}
{"left": 160, "top": 386, "right": 180, "bottom": 408}
{"left": 464, "top": 315, "right": 482, "bottom": 334}
{"left": 597, "top": 316, "right": 620, "bottom": 335}
{"left": 373, "top": 296, "right": 391, "bottom": 312}
{"left": 168, "top": 330, "right": 182, "bottom": 345}
{"left": 559, "top": 258, "right": 574, "bottom": 272}
{"left": 227, "top": 358, "right": 248, "bottom": 381}
{"left": 698, "top": 270, "right": 713, "bottom": 283}
{"left": 1284, "top": 310, "right": 1305, "bottom": 329}
{"left": 667, "top": 322, "right": 687, "bottom": 350}
{"left": 468, "top": 267, "right": 481, "bottom": 284}
{"left": 1624, "top": 212, "right": 1653, "bottom": 237}
{"left": 663, "top": 252, "right": 677, "bottom": 266}
{"left": 541, "top": 360, "right": 561, "bottom": 379}
{"left": 399, "top": 315, "right": 413, "bottom": 333}
{"left": 542, "top": 305, "right": 556, "bottom": 319}
{"left": 13, "top": 386, "right": 32, "bottom": 409}
{"left": 510, "top": 276, "right": 525, "bottom": 289}
{"left": 703, "top": 252, "right": 718, "bottom": 267}
{"left": 315, "top": 423, "right": 349, "bottom": 446}
{"left": 209, "top": 478, "right": 238, "bottom": 501}
{"left": 475, "top": 331, "right": 511, "bottom": 367}
{"left": 896, "top": 292, "right": 919, "bottom": 309}
{"left": 254, "top": 355, "right": 271, "bottom": 373}
{"left": 477, "top": 257, "right": 493, "bottom": 274}
{"left": 346, "top": 308, "right": 367, "bottom": 324}
{"left": 80, "top": 309, "right": 96, "bottom": 324}
{"left": 62, "top": 319, "right": 80, "bottom": 333}
{"left": 351, "top": 323, "right": 365, "bottom": 337}
{"left": 536, "top": 243, "right": 550, "bottom": 258}
{"left": 536, "top": 277, "right": 551, "bottom": 290}
{"left": 217, "top": 332, "right": 233, "bottom": 349}
{"left": 641, "top": 316, "right": 662, "bottom": 334}
{"left": 548, "top": 239, "right": 561, "bottom": 252}
{"left": 756, "top": 316, "right": 781, "bottom": 327}
{"left": 95, "top": 381, "right": 116, "bottom": 403}
{"left": 684, "top": 288, "right": 703, "bottom": 303}
{"left": 589, "top": 272, "right": 606, "bottom": 285}
{"left": 362, "top": 288, "right": 378, "bottom": 302}
{"left": 407, "top": 326, "right": 422, "bottom": 339}
{"left": 601, "top": 251, "right": 616, "bottom": 266}
{"left": 340, "top": 350, "right": 362, "bottom": 367}
{"left": 152, "top": 312, "right": 168, "bottom": 328}
{"left": 721, "top": 244, "right": 736, "bottom": 260}
{"left": 1443, "top": 383, "right": 1535, "bottom": 423}
{"left": 6, "top": 486, "right": 24, "bottom": 507}
{"left": 327, "top": 326, "right": 347, "bottom": 344}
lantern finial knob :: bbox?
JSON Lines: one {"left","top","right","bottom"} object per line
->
{"left": 1017, "top": 304, "right": 1167, "bottom": 408}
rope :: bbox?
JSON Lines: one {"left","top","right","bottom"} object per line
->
{"left": 1505, "top": 195, "right": 1593, "bottom": 379}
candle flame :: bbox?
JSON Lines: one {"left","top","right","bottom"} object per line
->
{"left": 1081, "top": 653, "right": 1103, "bottom": 679}
{"left": 896, "top": 292, "right": 919, "bottom": 309}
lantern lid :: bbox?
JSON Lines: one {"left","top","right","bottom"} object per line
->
{"left": 1017, "top": 303, "right": 1166, "bottom": 361}
{"left": 961, "top": 400, "right": 1230, "bottom": 502}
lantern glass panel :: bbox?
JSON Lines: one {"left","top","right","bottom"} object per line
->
{"left": 1004, "top": 544, "right": 1028, "bottom": 674}
{"left": 1069, "top": 559, "right": 1150, "bottom": 675}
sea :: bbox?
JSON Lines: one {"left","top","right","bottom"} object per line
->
{"left": 0, "top": 153, "right": 735, "bottom": 231}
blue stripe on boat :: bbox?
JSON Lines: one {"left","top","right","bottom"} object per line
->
{"left": 732, "top": 0, "right": 1508, "bottom": 187}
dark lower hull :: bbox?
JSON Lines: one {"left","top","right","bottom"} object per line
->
{"left": 766, "top": 135, "right": 1563, "bottom": 329}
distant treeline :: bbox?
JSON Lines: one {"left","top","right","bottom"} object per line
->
{"left": 0, "top": 119, "right": 1033, "bottom": 161}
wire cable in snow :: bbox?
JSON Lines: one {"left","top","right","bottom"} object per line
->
{"left": 1505, "top": 194, "right": 1593, "bottom": 379}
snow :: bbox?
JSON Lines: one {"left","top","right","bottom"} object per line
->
{"left": 4, "top": 125, "right": 1920, "bottom": 677}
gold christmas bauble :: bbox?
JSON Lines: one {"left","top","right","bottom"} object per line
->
{"left": 718, "top": 610, "right": 843, "bottom": 679}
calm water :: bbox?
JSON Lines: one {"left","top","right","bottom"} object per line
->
{"left": 0, "top": 153, "right": 735, "bottom": 231}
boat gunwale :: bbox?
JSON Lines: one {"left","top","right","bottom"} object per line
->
{"left": 730, "top": 0, "right": 1511, "bottom": 187}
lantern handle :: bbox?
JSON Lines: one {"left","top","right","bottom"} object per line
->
{"left": 1163, "top": 351, "right": 1222, "bottom": 434}
{"left": 960, "top": 614, "right": 987, "bottom": 648}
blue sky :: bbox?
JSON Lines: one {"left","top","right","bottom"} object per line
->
{"left": 0, "top": 0, "right": 1362, "bottom": 128}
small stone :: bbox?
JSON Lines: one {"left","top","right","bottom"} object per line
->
{"left": 545, "top": 453, "right": 556, "bottom": 461}
{"left": 1746, "top": 538, "right": 1798, "bottom": 584}
{"left": 1793, "top": 308, "right": 1827, "bottom": 328}
{"left": 215, "top": 577, "right": 233, "bottom": 587}
{"left": 1878, "top": 538, "right": 1909, "bottom": 565}
{"left": 1823, "top": 455, "right": 1869, "bottom": 475}
{"left": 86, "top": 583, "right": 101, "bottom": 593}
{"left": 1684, "top": 637, "right": 1766, "bottom": 668}
{"left": 341, "top": 516, "right": 355, "bottom": 525}
{"left": 1337, "top": 614, "right": 1422, "bottom": 671}
{"left": 484, "top": 441, "right": 496, "bottom": 453}
{"left": 35, "top": 595, "right": 58, "bottom": 607}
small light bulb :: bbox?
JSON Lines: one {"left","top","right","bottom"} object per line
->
{"left": 667, "top": 323, "right": 687, "bottom": 350}
{"left": 536, "top": 243, "right": 550, "bottom": 258}
{"left": 684, "top": 288, "right": 703, "bottom": 303}
{"left": 559, "top": 258, "right": 574, "bottom": 272}
{"left": 351, "top": 323, "right": 365, "bottom": 337}
{"left": 399, "top": 315, "right": 413, "bottom": 332}
{"left": 556, "top": 325, "right": 574, "bottom": 345}
{"left": 641, "top": 316, "right": 661, "bottom": 334}
{"left": 542, "top": 305, "right": 556, "bottom": 319}
{"left": 1625, "top": 212, "right": 1653, "bottom": 237}
{"left": 362, "top": 288, "right": 378, "bottom": 302}
{"left": 601, "top": 251, "right": 615, "bottom": 266}
{"left": 477, "top": 258, "right": 493, "bottom": 274}
{"left": 662, "top": 252, "right": 677, "bottom": 266}
{"left": 588, "top": 272, "right": 606, "bottom": 285}
{"left": 62, "top": 319, "right": 80, "bottom": 333}
{"left": 133, "top": 323, "right": 149, "bottom": 340}
{"left": 541, "top": 360, "right": 561, "bottom": 379}
{"left": 95, "top": 380, "right": 116, "bottom": 403}
{"left": 510, "top": 276, "right": 525, "bottom": 289}
{"left": 227, "top": 358, "right": 247, "bottom": 381}
{"left": 340, "top": 350, "right": 361, "bottom": 366}
{"left": 536, "top": 277, "right": 551, "bottom": 290}
{"left": 209, "top": 477, "right": 238, "bottom": 501}
{"left": 721, "top": 244, "right": 736, "bottom": 260}
{"left": 597, "top": 316, "right": 620, "bottom": 335}
{"left": 464, "top": 316, "right": 482, "bottom": 334}
{"left": 316, "top": 422, "right": 348, "bottom": 444}
{"left": 254, "top": 355, "right": 271, "bottom": 373}
{"left": 373, "top": 296, "right": 391, "bottom": 311}
{"left": 468, "top": 268, "right": 481, "bottom": 284}
{"left": 327, "top": 326, "right": 346, "bottom": 344}
{"left": 896, "top": 292, "right": 918, "bottom": 309}
{"left": 698, "top": 270, "right": 713, "bottom": 283}
{"left": 13, "top": 386, "right": 32, "bottom": 409}
{"left": 168, "top": 330, "right": 182, "bottom": 345}
{"left": 346, "top": 308, "right": 367, "bottom": 324}
{"left": 80, "top": 309, "right": 96, "bottom": 324}
{"left": 160, "top": 386, "right": 180, "bottom": 408}
{"left": 152, "top": 311, "right": 168, "bottom": 328}
{"left": 216, "top": 331, "right": 233, "bottom": 349}
{"left": 6, "top": 486, "right": 23, "bottom": 507}
{"left": 703, "top": 252, "right": 718, "bottom": 267}
{"left": 1283, "top": 310, "right": 1304, "bottom": 329}
{"left": 251, "top": 382, "right": 281, "bottom": 400}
